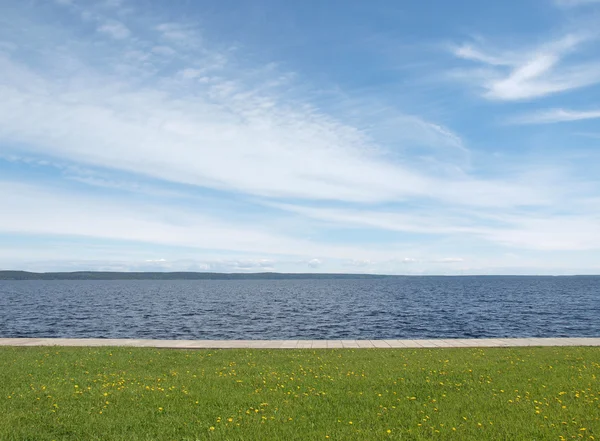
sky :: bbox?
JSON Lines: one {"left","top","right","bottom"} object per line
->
{"left": 1, "top": 0, "right": 600, "bottom": 275}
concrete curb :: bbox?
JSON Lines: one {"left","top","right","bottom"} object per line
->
{"left": 1, "top": 337, "right": 600, "bottom": 349}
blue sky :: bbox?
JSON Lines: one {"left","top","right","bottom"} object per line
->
{"left": 1, "top": 0, "right": 600, "bottom": 274}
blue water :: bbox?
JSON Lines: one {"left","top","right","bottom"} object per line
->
{"left": 1, "top": 277, "right": 599, "bottom": 339}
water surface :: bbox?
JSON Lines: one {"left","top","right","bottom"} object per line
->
{"left": 1, "top": 277, "right": 599, "bottom": 339}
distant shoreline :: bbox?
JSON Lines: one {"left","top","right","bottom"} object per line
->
{"left": 0, "top": 270, "right": 598, "bottom": 280}
{"left": 0, "top": 270, "right": 389, "bottom": 280}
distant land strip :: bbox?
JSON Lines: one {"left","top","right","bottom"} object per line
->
{"left": 0, "top": 271, "right": 598, "bottom": 280}
{"left": 0, "top": 270, "right": 393, "bottom": 280}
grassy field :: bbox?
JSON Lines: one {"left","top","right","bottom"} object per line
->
{"left": 1, "top": 346, "right": 599, "bottom": 440}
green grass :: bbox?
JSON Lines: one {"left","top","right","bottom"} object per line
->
{"left": 1, "top": 346, "right": 599, "bottom": 440}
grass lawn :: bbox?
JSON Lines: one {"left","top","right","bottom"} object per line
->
{"left": 1, "top": 346, "right": 599, "bottom": 440}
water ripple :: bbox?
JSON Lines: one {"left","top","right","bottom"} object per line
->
{"left": 1, "top": 277, "right": 599, "bottom": 339}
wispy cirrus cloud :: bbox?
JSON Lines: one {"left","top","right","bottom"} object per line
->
{"left": 0, "top": 180, "right": 399, "bottom": 261}
{"left": 270, "top": 203, "right": 600, "bottom": 251}
{"left": 0, "top": 3, "right": 539, "bottom": 208}
{"left": 2, "top": 0, "right": 600, "bottom": 274}
{"left": 507, "top": 108, "right": 600, "bottom": 124}
{"left": 450, "top": 33, "right": 600, "bottom": 100}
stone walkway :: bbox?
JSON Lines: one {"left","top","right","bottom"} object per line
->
{"left": 1, "top": 337, "right": 600, "bottom": 349}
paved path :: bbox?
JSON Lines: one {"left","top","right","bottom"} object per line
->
{"left": 1, "top": 337, "right": 600, "bottom": 349}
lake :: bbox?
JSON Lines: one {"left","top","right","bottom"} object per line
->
{"left": 1, "top": 276, "right": 599, "bottom": 340}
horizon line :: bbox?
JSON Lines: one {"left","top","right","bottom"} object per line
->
{"left": 1, "top": 270, "right": 599, "bottom": 278}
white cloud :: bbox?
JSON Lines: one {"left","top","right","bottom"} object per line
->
{"left": 270, "top": 203, "right": 600, "bottom": 251}
{"left": 0, "top": 48, "right": 527, "bottom": 207}
{"left": 307, "top": 259, "right": 322, "bottom": 268}
{"left": 508, "top": 108, "right": 600, "bottom": 124}
{"left": 178, "top": 68, "right": 205, "bottom": 79}
{"left": 434, "top": 257, "right": 464, "bottom": 263}
{"left": 0, "top": 4, "right": 529, "bottom": 209}
{"left": 451, "top": 44, "right": 513, "bottom": 66}
{"left": 344, "top": 259, "right": 375, "bottom": 267}
{"left": 97, "top": 20, "right": 130, "bottom": 39}
{"left": 479, "top": 214, "right": 600, "bottom": 251}
{"left": 2, "top": 1, "right": 600, "bottom": 274}
{"left": 451, "top": 33, "right": 600, "bottom": 100}
{"left": 0, "top": 181, "right": 418, "bottom": 261}
{"left": 0, "top": 257, "right": 279, "bottom": 273}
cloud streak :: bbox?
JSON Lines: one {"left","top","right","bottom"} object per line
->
{"left": 508, "top": 108, "right": 600, "bottom": 124}
{"left": 450, "top": 33, "right": 600, "bottom": 100}
{"left": 0, "top": 180, "right": 419, "bottom": 261}
{"left": 0, "top": 7, "right": 553, "bottom": 209}
{"left": 271, "top": 203, "right": 600, "bottom": 251}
